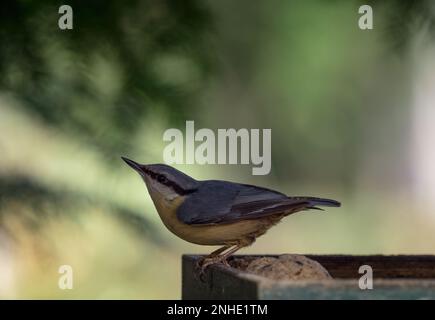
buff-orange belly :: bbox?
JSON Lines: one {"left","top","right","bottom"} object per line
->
{"left": 148, "top": 191, "right": 283, "bottom": 245}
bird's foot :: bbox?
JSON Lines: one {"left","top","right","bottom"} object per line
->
{"left": 195, "top": 255, "right": 231, "bottom": 282}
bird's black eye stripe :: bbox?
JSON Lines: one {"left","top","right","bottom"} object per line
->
{"left": 143, "top": 167, "right": 168, "bottom": 184}
{"left": 142, "top": 167, "right": 195, "bottom": 195}
{"left": 157, "top": 174, "right": 168, "bottom": 183}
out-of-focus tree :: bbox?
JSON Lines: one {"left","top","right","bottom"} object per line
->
{"left": 0, "top": 0, "right": 213, "bottom": 159}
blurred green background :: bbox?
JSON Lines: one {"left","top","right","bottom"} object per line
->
{"left": 1, "top": 0, "right": 435, "bottom": 298}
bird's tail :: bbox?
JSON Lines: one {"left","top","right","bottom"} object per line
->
{"left": 289, "top": 196, "right": 341, "bottom": 210}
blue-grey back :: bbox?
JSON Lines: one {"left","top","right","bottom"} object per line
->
{"left": 176, "top": 180, "right": 287, "bottom": 224}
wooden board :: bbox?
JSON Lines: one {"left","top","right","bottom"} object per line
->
{"left": 182, "top": 254, "right": 435, "bottom": 300}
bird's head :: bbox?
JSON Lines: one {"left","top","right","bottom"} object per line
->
{"left": 121, "top": 157, "right": 199, "bottom": 201}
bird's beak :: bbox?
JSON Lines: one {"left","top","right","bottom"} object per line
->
{"left": 121, "top": 156, "right": 145, "bottom": 173}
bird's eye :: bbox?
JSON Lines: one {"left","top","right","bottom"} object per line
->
{"left": 157, "top": 175, "right": 168, "bottom": 183}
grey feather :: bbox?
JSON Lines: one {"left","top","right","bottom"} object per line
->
{"left": 176, "top": 180, "right": 339, "bottom": 225}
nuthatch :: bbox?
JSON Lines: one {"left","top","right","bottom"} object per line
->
{"left": 122, "top": 157, "right": 340, "bottom": 270}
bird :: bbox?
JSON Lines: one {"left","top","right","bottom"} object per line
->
{"left": 122, "top": 157, "right": 341, "bottom": 271}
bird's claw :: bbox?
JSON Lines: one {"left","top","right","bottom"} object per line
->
{"left": 195, "top": 256, "right": 231, "bottom": 282}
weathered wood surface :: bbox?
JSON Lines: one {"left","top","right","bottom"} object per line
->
{"left": 306, "top": 254, "right": 435, "bottom": 279}
{"left": 182, "top": 254, "right": 435, "bottom": 300}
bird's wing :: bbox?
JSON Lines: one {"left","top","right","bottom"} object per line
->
{"left": 176, "top": 180, "right": 324, "bottom": 225}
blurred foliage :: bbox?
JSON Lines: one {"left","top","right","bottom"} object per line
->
{"left": 371, "top": 0, "right": 435, "bottom": 50}
{"left": 199, "top": 0, "right": 435, "bottom": 189}
{"left": 0, "top": 175, "right": 165, "bottom": 245}
{"left": 0, "top": 0, "right": 213, "bottom": 158}
{"left": 1, "top": 0, "right": 435, "bottom": 298}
